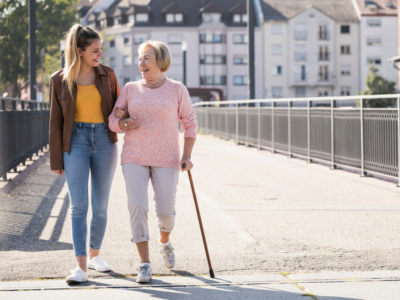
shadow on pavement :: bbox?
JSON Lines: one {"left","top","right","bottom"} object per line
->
{"left": 0, "top": 164, "right": 72, "bottom": 252}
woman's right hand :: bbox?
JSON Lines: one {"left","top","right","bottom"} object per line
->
{"left": 52, "top": 169, "right": 64, "bottom": 177}
{"left": 114, "top": 107, "right": 129, "bottom": 119}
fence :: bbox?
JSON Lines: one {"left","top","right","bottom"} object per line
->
{"left": 193, "top": 95, "right": 400, "bottom": 184}
{"left": 0, "top": 97, "right": 50, "bottom": 180}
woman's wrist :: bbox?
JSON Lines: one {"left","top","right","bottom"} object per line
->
{"left": 118, "top": 119, "right": 127, "bottom": 131}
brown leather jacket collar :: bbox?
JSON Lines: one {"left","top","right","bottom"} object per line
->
{"left": 48, "top": 64, "right": 121, "bottom": 171}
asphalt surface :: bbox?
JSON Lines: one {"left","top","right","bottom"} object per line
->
{"left": 0, "top": 132, "right": 399, "bottom": 282}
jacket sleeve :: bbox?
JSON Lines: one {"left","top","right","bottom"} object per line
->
{"left": 48, "top": 76, "right": 64, "bottom": 170}
{"left": 108, "top": 85, "right": 128, "bottom": 133}
{"left": 111, "top": 70, "right": 121, "bottom": 106}
{"left": 178, "top": 84, "right": 198, "bottom": 139}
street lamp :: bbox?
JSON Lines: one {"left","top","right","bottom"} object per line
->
{"left": 60, "top": 40, "right": 65, "bottom": 69}
{"left": 182, "top": 41, "right": 187, "bottom": 86}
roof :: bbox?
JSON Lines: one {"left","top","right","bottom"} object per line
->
{"left": 162, "top": 2, "right": 185, "bottom": 14}
{"left": 200, "top": 2, "right": 223, "bottom": 13}
{"left": 230, "top": 2, "right": 247, "bottom": 14}
{"left": 352, "top": 0, "right": 397, "bottom": 16}
{"left": 260, "top": 0, "right": 359, "bottom": 22}
{"left": 78, "top": 0, "right": 100, "bottom": 10}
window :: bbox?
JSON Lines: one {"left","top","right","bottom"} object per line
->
{"left": 166, "top": 13, "right": 183, "bottom": 23}
{"left": 318, "top": 89, "right": 329, "bottom": 96}
{"left": 295, "top": 87, "right": 306, "bottom": 97}
{"left": 319, "top": 66, "right": 329, "bottom": 81}
{"left": 318, "top": 24, "right": 329, "bottom": 40}
{"left": 341, "top": 87, "right": 351, "bottom": 96}
{"left": 340, "top": 25, "right": 350, "bottom": 34}
{"left": 295, "top": 23, "right": 307, "bottom": 40}
{"left": 367, "top": 38, "right": 381, "bottom": 46}
{"left": 233, "top": 57, "right": 248, "bottom": 65}
{"left": 124, "top": 77, "right": 130, "bottom": 85}
{"left": 272, "top": 44, "right": 282, "bottom": 55}
{"left": 233, "top": 34, "right": 248, "bottom": 44}
{"left": 172, "top": 55, "right": 182, "bottom": 65}
{"left": 200, "top": 76, "right": 226, "bottom": 85}
{"left": 367, "top": 19, "right": 381, "bottom": 27}
{"left": 100, "top": 20, "right": 105, "bottom": 29}
{"left": 340, "top": 65, "right": 351, "bottom": 75}
{"left": 295, "top": 65, "right": 306, "bottom": 81}
{"left": 202, "top": 13, "right": 221, "bottom": 23}
{"left": 271, "top": 24, "right": 282, "bottom": 34}
{"left": 272, "top": 87, "right": 283, "bottom": 98}
{"left": 114, "top": 16, "right": 121, "bottom": 26}
{"left": 367, "top": 57, "right": 381, "bottom": 65}
{"left": 341, "top": 45, "right": 350, "bottom": 54}
{"left": 134, "top": 34, "right": 148, "bottom": 44}
{"left": 234, "top": 76, "right": 247, "bottom": 86}
{"left": 110, "top": 39, "right": 115, "bottom": 47}
{"left": 110, "top": 57, "right": 116, "bottom": 68}
{"left": 201, "top": 55, "right": 225, "bottom": 64}
{"left": 233, "top": 14, "right": 247, "bottom": 23}
{"left": 200, "top": 33, "right": 224, "bottom": 43}
{"left": 124, "top": 37, "right": 130, "bottom": 44}
{"left": 168, "top": 34, "right": 182, "bottom": 44}
{"left": 136, "top": 13, "right": 148, "bottom": 22}
{"left": 128, "top": 14, "right": 135, "bottom": 24}
{"left": 294, "top": 44, "right": 306, "bottom": 61}
{"left": 123, "top": 56, "right": 131, "bottom": 66}
{"left": 134, "top": 55, "right": 139, "bottom": 64}
{"left": 271, "top": 65, "right": 282, "bottom": 76}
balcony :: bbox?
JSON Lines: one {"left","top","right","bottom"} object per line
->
{"left": 318, "top": 31, "right": 329, "bottom": 40}
{"left": 318, "top": 72, "right": 329, "bottom": 82}
{"left": 294, "top": 30, "right": 307, "bottom": 40}
{"left": 294, "top": 52, "right": 307, "bottom": 61}
{"left": 200, "top": 76, "right": 227, "bottom": 85}
{"left": 294, "top": 73, "right": 307, "bottom": 82}
{"left": 318, "top": 52, "right": 329, "bottom": 61}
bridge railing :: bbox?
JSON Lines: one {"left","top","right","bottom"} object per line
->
{"left": 0, "top": 97, "right": 50, "bottom": 180}
{"left": 193, "top": 95, "right": 400, "bottom": 184}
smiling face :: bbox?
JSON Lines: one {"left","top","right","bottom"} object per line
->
{"left": 138, "top": 45, "right": 163, "bottom": 81}
{"left": 78, "top": 38, "right": 103, "bottom": 68}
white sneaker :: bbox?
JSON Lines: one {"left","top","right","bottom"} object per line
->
{"left": 88, "top": 256, "right": 112, "bottom": 272}
{"left": 136, "top": 264, "right": 152, "bottom": 283}
{"left": 66, "top": 268, "right": 88, "bottom": 284}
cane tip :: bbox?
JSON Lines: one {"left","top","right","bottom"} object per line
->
{"left": 209, "top": 269, "right": 215, "bottom": 278}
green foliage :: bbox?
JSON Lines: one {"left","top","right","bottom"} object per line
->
{"left": 359, "top": 65, "right": 397, "bottom": 108}
{"left": 0, "top": 0, "right": 78, "bottom": 98}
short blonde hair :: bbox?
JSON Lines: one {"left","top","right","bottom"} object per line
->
{"left": 138, "top": 40, "right": 171, "bottom": 72}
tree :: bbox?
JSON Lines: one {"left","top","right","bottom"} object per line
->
{"left": 359, "top": 65, "right": 397, "bottom": 108}
{"left": 0, "top": 0, "right": 78, "bottom": 98}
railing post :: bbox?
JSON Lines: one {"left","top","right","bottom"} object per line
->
{"left": 1, "top": 99, "right": 6, "bottom": 180}
{"left": 272, "top": 101, "right": 275, "bottom": 153}
{"left": 236, "top": 102, "right": 239, "bottom": 144}
{"left": 258, "top": 101, "right": 261, "bottom": 150}
{"left": 245, "top": 103, "right": 249, "bottom": 146}
{"left": 360, "top": 98, "right": 365, "bottom": 177}
{"left": 307, "top": 100, "right": 311, "bottom": 163}
{"left": 225, "top": 102, "right": 228, "bottom": 140}
{"left": 330, "top": 99, "right": 335, "bottom": 169}
{"left": 288, "top": 101, "right": 292, "bottom": 158}
{"left": 397, "top": 97, "right": 400, "bottom": 186}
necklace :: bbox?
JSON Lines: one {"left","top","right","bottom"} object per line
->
{"left": 142, "top": 77, "right": 166, "bottom": 86}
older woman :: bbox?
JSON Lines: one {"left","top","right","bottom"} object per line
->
{"left": 108, "top": 40, "right": 197, "bottom": 283}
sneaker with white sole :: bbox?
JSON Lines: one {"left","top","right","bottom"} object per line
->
{"left": 160, "top": 241, "right": 175, "bottom": 269}
{"left": 136, "top": 265, "right": 152, "bottom": 283}
{"left": 88, "top": 256, "right": 112, "bottom": 272}
{"left": 66, "top": 268, "right": 88, "bottom": 284}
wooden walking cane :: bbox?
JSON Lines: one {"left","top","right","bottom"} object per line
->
{"left": 182, "top": 163, "right": 215, "bottom": 278}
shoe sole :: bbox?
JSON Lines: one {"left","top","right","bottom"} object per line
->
{"left": 66, "top": 279, "right": 87, "bottom": 284}
{"left": 88, "top": 266, "right": 111, "bottom": 272}
{"left": 136, "top": 277, "right": 151, "bottom": 283}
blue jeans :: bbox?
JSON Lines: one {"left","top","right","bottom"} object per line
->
{"left": 63, "top": 122, "right": 118, "bottom": 257}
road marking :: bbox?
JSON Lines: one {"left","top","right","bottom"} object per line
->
{"left": 180, "top": 176, "right": 256, "bottom": 244}
{"left": 38, "top": 184, "right": 68, "bottom": 241}
{"left": 213, "top": 206, "right": 400, "bottom": 211}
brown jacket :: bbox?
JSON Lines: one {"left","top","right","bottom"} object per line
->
{"left": 49, "top": 64, "right": 121, "bottom": 171}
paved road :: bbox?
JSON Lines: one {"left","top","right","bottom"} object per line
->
{"left": 0, "top": 133, "right": 399, "bottom": 283}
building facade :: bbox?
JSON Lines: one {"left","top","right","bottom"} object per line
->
{"left": 79, "top": 0, "right": 263, "bottom": 102}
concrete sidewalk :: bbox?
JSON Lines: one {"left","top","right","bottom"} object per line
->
{"left": 1, "top": 272, "right": 400, "bottom": 299}
{"left": 0, "top": 132, "right": 399, "bottom": 283}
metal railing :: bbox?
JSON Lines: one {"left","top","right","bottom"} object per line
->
{"left": 294, "top": 52, "right": 307, "bottom": 61}
{"left": 193, "top": 95, "right": 400, "bottom": 184}
{"left": 0, "top": 97, "right": 50, "bottom": 180}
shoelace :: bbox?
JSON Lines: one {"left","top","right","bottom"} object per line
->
{"left": 95, "top": 256, "right": 107, "bottom": 265}
{"left": 161, "top": 245, "right": 174, "bottom": 259}
{"left": 138, "top": 266, "right": 150, "bottom": 275}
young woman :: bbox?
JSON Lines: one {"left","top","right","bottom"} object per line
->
{"left": 49, "top": 24, "right": 128, "bottom": 284}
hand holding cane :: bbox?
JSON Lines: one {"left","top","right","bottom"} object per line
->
{"left": 182, "top": 163, "right": 215, "bottom": 278}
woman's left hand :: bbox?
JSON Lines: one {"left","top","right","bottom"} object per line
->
{"left": 114, "top": 106, "right": 129, "bottom": 119}
{"left": 180, "top": 157, "right": 193, "bottom": 172}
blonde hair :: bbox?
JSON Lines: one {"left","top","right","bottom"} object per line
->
{"left": 62, "top": 24, "right": 101, "bottom": 96}
{"left": 138, "top": 40, "right": 172, "bottom": 72}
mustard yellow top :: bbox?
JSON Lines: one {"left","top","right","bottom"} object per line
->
{"left": 74, "top": 84, "right": 104, "bottom": 123}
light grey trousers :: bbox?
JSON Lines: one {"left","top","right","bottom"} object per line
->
{"left": 122, "top": 164, "right": 180, "bottom": 243}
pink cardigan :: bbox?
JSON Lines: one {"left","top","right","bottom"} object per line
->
{"left": 108, "top": 79, "right": 198, "bottom": 170}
